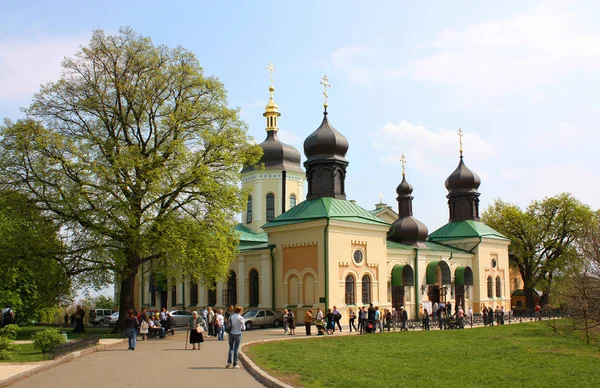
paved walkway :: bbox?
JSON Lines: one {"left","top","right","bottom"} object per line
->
{"left": 7, "top": 329, "right": 283, "bottom": 387}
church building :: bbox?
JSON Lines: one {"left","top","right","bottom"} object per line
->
{"left": 134, "top": 77, "right": 511, "bottom": 320}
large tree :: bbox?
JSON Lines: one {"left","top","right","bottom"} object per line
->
{"left": 482, "top": 193, "right": 590, "bottom": 308}
{"left": 0, "top": 28, "right": 261, "bottom": 329}
{"left": 0, "top": 191, "right": 71, "bottom": 322}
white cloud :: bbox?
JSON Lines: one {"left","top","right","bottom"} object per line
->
{"left": 277, "top": 129, "right": 302, "bottom": 146}
{"left": 412, "top": 4, "right": 600, "bottom": 99}
{"left": 330, "top": 45, "right": 383, "bottom": 86}
{"left": 0, "top": 34, "right": 89, "bottom": 102}
{"left": 372, "top": 120, "right": 494, "bottom": 176}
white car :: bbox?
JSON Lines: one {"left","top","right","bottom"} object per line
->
{"left": 169, "top": 310, "right": 193, "bottom": 327}
{"left": 104, "top": 312, "right": 119, "bottom": 327}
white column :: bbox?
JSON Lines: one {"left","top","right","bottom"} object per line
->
{"left": 260, "top": 253, "right": 271, "bottom": 308}
{"left": 199, "top": 283, "right": 206, "bottom": 306}
{"left": 238, "top": 258, "right": 246, "bottom": 306}
{"left": 216, "top": 282, "right": 223, "bottom": 307}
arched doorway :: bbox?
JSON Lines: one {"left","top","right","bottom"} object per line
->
{"left": 391, "top": 264, "right": 414, "bottom": 311}
{"left": 249, "top": 269, "right": 259, "bottom": 307}
{"left": 227, "top": 271, "right": 237, "bottom": 306}
{"left": 426, "top": 261, "right": 451, "bottom": 303}
{"left": 454, "top": 266, "right": 473, "bottom": 309}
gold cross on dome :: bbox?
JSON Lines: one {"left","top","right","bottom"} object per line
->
{"left": 320, "top": 75, "right": 331, "bottom": 108}
{"left": 457, "top": 128, "right": 463, "bottom": 156}
{"left": 400, "top": 154, "right": 406, "bottom": 176}
{"left": 266, "top": 62, "right": 275, "bottom": 85}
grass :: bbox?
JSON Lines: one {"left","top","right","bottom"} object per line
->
{"left": 0, "top": 344, "right": 45, "bottom": 363}
{"left": 14, "top": 326, "right": 121, "bottom": 341}
{"left": 244, "top": 321, "right": 600, "bottom": 388}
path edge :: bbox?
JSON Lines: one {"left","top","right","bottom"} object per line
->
{"left": 0, "top": 339, "right": 126, "bottom": 387}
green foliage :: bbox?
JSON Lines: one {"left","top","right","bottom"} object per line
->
{"left": 0, "top": 336, "right": 15, "bottom": 352}
{"left": 246, "top": 323, "right": 600, "bottom": 388}
{"left": 482, "top": 193, "right": 591, "bottom": 307}
{"left": 93, "top": 295, "right": 116, "bottom": 310}
{"left": 0, "top": 27, "right": 262, "bottom": 327}
{"left": 0, "top": 350, "right": 10, "bottom": 361}
{"left": 0, "top": 191, "right": 71, "bottom": 323}
{"left": 1, "top": 324, "right": 21, "bottom": 340}
{"left": 31, "top": 328, "right": 66, "bottom": 353}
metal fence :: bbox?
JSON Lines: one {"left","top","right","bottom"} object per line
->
{"left": 45, "top": 334, "right": 100, "bottom": 360}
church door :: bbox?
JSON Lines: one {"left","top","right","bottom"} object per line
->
{"left": 392, "top": 286, "right": 404, "bottom": 311}
{"left": 428, "top": 285, "right": 440, "bottom": 304}
{"left": 455, "top": 285, "right": 465, "bottom": 310}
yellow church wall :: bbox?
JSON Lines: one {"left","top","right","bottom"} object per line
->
{"left": 327, "top": 220, "right": 390, "bottom": 320}
{"left": 265, "top": 220, "right": 326, "bottom": 314}
{"left": 474, "top": 239, "right": 511, "bottom": 312}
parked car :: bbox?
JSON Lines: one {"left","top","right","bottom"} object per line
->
{"left": 89, "top": 309, "right": 116, "bottom": 326}
{"left": 105, "top": 312, "right": 119, "bottom": 327}
{"left": 242, "top": 309, "right": 282, "bottom": 330}
{"left": 169, "top": 310, "right": 193, "bottom": 327}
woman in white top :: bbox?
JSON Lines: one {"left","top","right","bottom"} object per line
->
{"left": 216, "top": 310, "right": 225, "bottom": 341}
{"left": 225, "top": 306, "right": 245, "bottom": 369}
{"left": 139, "top": 317, "right": 149, "bottom": 341}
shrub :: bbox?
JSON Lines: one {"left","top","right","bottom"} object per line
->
{"left": 0, "top": 336, "right": 15, "bottom": 360}
{"left": 0, "top": 324, "right": 21, "bottom": 340}
{"left": 32, "top": 328, "right": 66, "bottom": 353}
{"left": 0, "top": 350, "right": 11, "bottom": 360}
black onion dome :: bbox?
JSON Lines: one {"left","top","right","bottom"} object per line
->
{"left": 445, "top": 156, "right": 481, "bottom": 194}
{"left": 388, "top": 217, "right": 429, "bottom": 246}
{"left": 242, "top": 131, "right": 303, "bottom": 173}
{"left": 303, "top": 112, "right": 349, "bottom": 162}
{"left": 396, "top": 176, "right": 413, "bottom": 196}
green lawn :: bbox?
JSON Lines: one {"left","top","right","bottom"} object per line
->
{"left": 244, "top": 321, "right": 600, "bottom": 388}
{"left": 0, "top": 344, "right": 45, "bottom": 363}
{"left": 15, "top": 326, "right": 121, "bottom": 341}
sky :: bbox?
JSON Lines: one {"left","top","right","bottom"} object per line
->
{"left": 2, "top": 0, "right": 600, "bottom": 237}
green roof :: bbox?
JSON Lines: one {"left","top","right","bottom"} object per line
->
{"left": 386, "top": 240, "right": 471, "bottom": 253}
{"left": 369, "top": 206, "right": 391, "bottom": 216}
{"left": 428, "top": 220, "right": 509, "bottom": 242}
{"left": 234, "top": 223, "right": 268, "bottom": 243}
{"left": 262, "top": 197, "right": 391, "bottom": 229}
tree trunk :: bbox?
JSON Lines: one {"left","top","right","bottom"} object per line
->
{"left": 114, "top": 258, "right": 140, "bottom": 332}
{"left": 525, "top": 287, "right": 535, "bottom": 309}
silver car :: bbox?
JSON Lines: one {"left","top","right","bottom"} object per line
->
{"left": 169, "top": 310, "right": 193, "bottom": 327}
{"left": 242, "top": 309, "right": 282, "bottom": 330}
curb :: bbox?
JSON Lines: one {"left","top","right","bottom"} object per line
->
{"left": 0, "top": 339, "right": 126, "bottom": 387}
{"left": 240, "top": 335, "right": 332, "bottom": 388}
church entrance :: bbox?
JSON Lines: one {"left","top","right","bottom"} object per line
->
{"left": 392, "top": 286, "right": 404, "bottom": 311}
{"left": 455, "top": 285, "right": 465, "bottom": 310}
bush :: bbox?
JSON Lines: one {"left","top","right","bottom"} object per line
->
{"left": 1, "top": 324, "right": 21, "bottom": 340}
{"left": 32, "top": 328, "right": 66, "bottom": 353}
{"left": 0, "top": 350, "right": 11, "bottom": 360}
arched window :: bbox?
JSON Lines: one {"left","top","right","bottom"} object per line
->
{"left": 345, "top": 275, "right": 355, "bottom": 305}
{"left": 190, "top": 281, "right": 198, "bottom": 306}
{"left": 171, "top": 284, "right": 177, "bottom": 306}
{"left": 227, "top": 272, "right": 237, "bottom": 306}
{"left": 246, "top": 195, "right": 253, "bottom": 224}
{"left": 266, "top": 193, "right": 275, "bottom": 221}
{"left": 495, "top": 276, "right": 502, "bottom": 298}
{"left": 249, "top": 269, "right": 259, "bottom": 307}
{"left": 208, "top": 282, "right": 216, "bottom": 306}
{"left": 487, "top": 276, "right": 493, "bottom": 299}
{"left": 362, "top": 275, "right": 371, "bottom": 304}
{"left": 289, "top": 194, "right": 297, "bottom": 208}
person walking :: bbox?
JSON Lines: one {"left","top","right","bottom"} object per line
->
{"left": 159, "top": 308, "right": 168, "bottom": 333}
{"left": 288, "top": 309, "right": 296, "bottom": 335}
{"left": 282, "top": 309, "right": 289, "bottom": 334}
{"left": 304, "top": 309, "right": 313, "bottom": 336}
{"left": 325, "top": 308, "right": 335, "bottom": 335}
{"left": 73, "top": 305, "right": 86, "bottom": 333}
{"left": 207, "top": 307, "right": 215, "bottom": 336}
{"left": 332, "top": 306, "right": 342, "bottom": 332}
{"left": 1, "top": 305, "right": 14, "bottom": 327}
{"left": 139, "top": 317, "right": 149, "bottom": 341}
{"left": 124, "top": 309, "right": 139, "bottom": 350}
{"left": 225, "top": 306, "right": 246, "bottom": 369}
{"left": 400, "top": 306, "right": 408, "bottom": 331}
{"left": 315, "top": 308, "right": 325, "bottom": 335}
{"left": 187, "top": 311, "right": 205, "bottom": 350}
{"left": 216, "top": 309, "right": 225, "bottom": 341}
{"left": 358, "top": 307, "right": 367, "bottom": 334}
{"left": 468, "top": 307, "right": 473, "bottom": 327}
{"left": 422, "top": 309, "right": 430, "bottom": 331}
{"left": 375, "top": 307, "right": 382, "bottom": 333}
{"left": 457, "top": 306, "right": 465, "bottom": 329}
{"left": 349, "top": 308, "right": 358, "bottom": 332}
